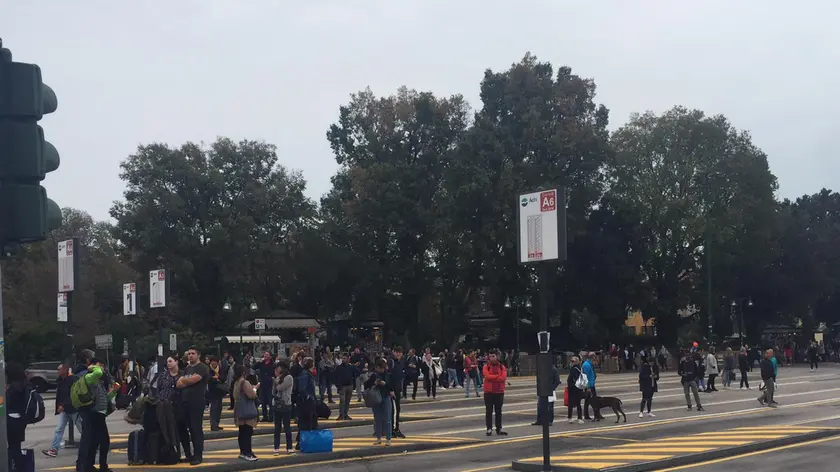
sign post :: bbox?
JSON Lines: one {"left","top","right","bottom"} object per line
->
{"left": 58, "top": 238, "right": 79, "bottom": 446}
{"left": 513, "top": 187, "right": 566, "bottom": 472}
{"left": 95, "top": 334, "right": 113, "bottom": 370}
{"left": 123, "top": 283, "right": 136, "bottom": 316}
{"left": 169, "top": 333, "right": 177, "bottom": 352}
{"left": 150, "top": 269, "right": 169, "bottom": 374}
{"left": 255, "top": 318, "right": 266, "bottom": 346}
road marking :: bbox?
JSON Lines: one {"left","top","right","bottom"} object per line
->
{"left": 655, "top": 434, "right": 840, "bottom": 471}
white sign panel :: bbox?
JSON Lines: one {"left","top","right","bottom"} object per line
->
{"left": 254, "top": 318, "right": 266, "bottom": 330}
{"left": 123, "top": 338, "right": 129, "bottom": 356}
{"left": 123, "top": 283, "right": 136, "bottom": 315}
{"left": 57, "top": 293, "right": 68, "bottom": 322}
{"left": 169, "top": 333, "right": 177, "bottom": 351}
{"left": 58, "top": 239, "right": 75, "bottom": 292}
{"left": 95, "top": 334, "right": 113, "bottom": 350}
{"left": 518, "top": 189, "right": 562, "bottom": 263}
{"left": 150, "top": 269, "right": 166, "bottom": 308}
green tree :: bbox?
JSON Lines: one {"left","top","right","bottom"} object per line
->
{"left": 110, "top": 138, "right": 316, "bottom": 335}
{"left": 607, "top": 107, "right": 779, "bottom": 341}
{"left": 323, "top": 87, "right": 470, "bottom": 343}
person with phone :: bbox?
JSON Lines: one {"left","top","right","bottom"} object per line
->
{"left": 177, "top": 346, "right": 211, "bottom": 465}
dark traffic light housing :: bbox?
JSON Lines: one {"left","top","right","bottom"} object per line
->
{"left": 0, "top": 40, "right": 63, "bottom": 248}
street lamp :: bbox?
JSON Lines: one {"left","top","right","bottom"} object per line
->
{"left": 505, "top": 297, "right": 532, "bottom": 356}
{"left": 223, "top": 300, "right": 259, "bottom": 356}
{"left": 730, "top": 297, "right": 754, "bottom": 346}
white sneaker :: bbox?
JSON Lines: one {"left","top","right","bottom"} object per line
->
{"left": 647, "top": 412, "right": 655, "bottom": 417}
{"left": 576, "top": 419, "right": 585, "bottom": 424}
{"left": 568, "top": 418, "right": 576, "bottom": 424}
{"left": 639, "top": 412, "right": 644, "bottom": 418}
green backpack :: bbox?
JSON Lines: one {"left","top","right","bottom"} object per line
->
{"left": 70, "top": 375, "right": 94, "bottom": 409}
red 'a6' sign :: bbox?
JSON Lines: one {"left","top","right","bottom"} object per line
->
{"left": 540, "top": 190, "right": 557, "bottom": 212}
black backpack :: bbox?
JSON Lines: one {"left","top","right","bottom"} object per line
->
{"left": 24, "top": 387, "right": 46, "bottom": 424}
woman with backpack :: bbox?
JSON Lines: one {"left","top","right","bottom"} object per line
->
{"left": 272, "top": 362, "right": 294, "bottom": 455}
{"left": 566, "top": 356, "right": 585, "bottom": 424}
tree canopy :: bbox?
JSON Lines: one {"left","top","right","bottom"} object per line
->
{"left": 3, "top": 53, "right": 838, "bottom": 359}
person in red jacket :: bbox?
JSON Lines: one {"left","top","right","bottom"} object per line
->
{"left": 482, "top": 350, "right": 508, "bottom": 436}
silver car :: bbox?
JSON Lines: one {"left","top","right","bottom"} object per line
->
{"left": 25, "top": 361, "right": 62, "bottom": 393}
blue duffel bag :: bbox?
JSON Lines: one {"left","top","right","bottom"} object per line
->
{"left": 300, "top": 429, "right": 334, "bottom": 453}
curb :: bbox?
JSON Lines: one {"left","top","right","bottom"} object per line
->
{"left": 110, "top": 416, "right": 441, "bottom": 449}
{"left": 511, "top": 428, "right": 840, "bottom": 472}
{"left": 168, "top": 438, "right": 477, "bottom": 472}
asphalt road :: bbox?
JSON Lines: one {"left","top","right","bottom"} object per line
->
{"left": 36, "top": 364, "right": 840, "bottom": 471}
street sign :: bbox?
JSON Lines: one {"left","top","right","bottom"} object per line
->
{"left": 169, "top": 333, "right": 177, "bottom": 352}
{"left": 123, "top": 283, "right": 136, "bottom": 315}
{"left": 58, "top": 239, "right": 75, "bottom": 292}
{"left": 517, "top": 188, "right": 567, "bottom": 263}
{"left": 150, "top": 269, "right": 166, "bottom": 308}
{"left": 123, "top": 338, "right": 129, "bottom": 356}
{"left": 95, "top": 334, "right": 113, "bottom": 350}
{"left": 254, "top": 318, "right": 266, "bottom": 331}
{"left": 57, "top": 293, "right": 68, "bottom": 322}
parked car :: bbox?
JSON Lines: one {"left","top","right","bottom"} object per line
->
{"left": 25, "top": 361, "right": 62, "bottom": 393}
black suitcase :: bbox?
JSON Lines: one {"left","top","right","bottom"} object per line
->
{"left": 127, "top": 429, "right": 146, "bottom": 465}
{"left": 9, "top": 448, "right": 35, "bottom": 472}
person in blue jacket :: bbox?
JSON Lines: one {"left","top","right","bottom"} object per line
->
{"left": 582, "top": 352, "right": 603, "bottom": 421}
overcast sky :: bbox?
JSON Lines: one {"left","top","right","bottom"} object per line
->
{"left": 2, "top": 1, "right": 837, "bottom": 221}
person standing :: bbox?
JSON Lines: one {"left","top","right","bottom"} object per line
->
{"left": 365, "top": 358, "right": 394, "bottom": 446}
{"left": 482, "top": 351, "right": 508, "bottom": 436}
{"left": 404, "top": 348, "right": 420, "bottom": 400}
{"left": 207, "top": 357, "right": 226, "bottom": 431}
{"left": 809, "top": 342, "right": 819, "bottom": 371}
{"left": 722, "top": 348, "right": 735, "bottom": 389}
{"left": 43, "top": 364, "right": 83, "bottom": 458}
{"left": 421, "top": 349, "right": 440, "bottom": 399}
{"left": 678, "top": 351, "right": 704, "bottom": 411}
{"left": 272, "top": 363, "right": 294, "bottom": 455}
{"left": 705, "top": 348, "right": 719, "bottom": 392}
{"left": 176, "top": 346, "right": 211, "bottom": 465}
{"left": 464, "top": 352, "right": 480, "bottom": 398}
{"left": 318, "top": 351, "right": 335, "bottom": 404}
{"left": 581, "top": 352, "right": 601, "bottom": 421}
{"left": 351, "top": 348, "right": 369, "bottom": 403}
{"left": 389, "top": 347, "right": 407, "bottom": 438}
{"left": 255, "top": 351, "right": 276, "bottom": 422}
{"left": 638, "top": 357, "right": 659, "bottom": 418}
{"left": 295, "top": 358, "right": 318, "bottom": 451}
{"left": 80, "top": 357, "right": 118, "bottom": 472}
{"left": 232, "top": 365, "right": 260, "bottom": 461}
{"left": 566, "top": 357, "right": 585, "bottom": 424}
{"left": 333, "top": 353, "right": 357, "bottom": 421}
{"left": 6, "top": 363, "right": 31, "bottom": 471}
{"left": 533, "top": 362, "right": 561, "bottom": 427}
{"left": 739, "top": 347, "right": 751, "bottom": 389}
{"left": 758, "top": 349, "right": 778, "bottom": 407}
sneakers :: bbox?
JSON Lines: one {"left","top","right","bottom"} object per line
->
{"left": 496, "top": 430, "right": 508, "bottom": 436}
{"left": 42, "top": 449, "right": 58, "bottom": 458}
{"left": 273, "top": 449, "right": 280, "bottom": 456}
{"left": 238, "top": 453, "right": 258, "bottom": 462}
{"left": 647, "top": 412, "right": 655, "bottom": 417}
{"left": 486, "top": 429, "right": 492, "bottom": 436}
{"left": 638, "top": 412, "right": 644, "bottom": 418}
{"left": 385, "top": 440, "right": 391, "bottom": 446}
{"left": 373, "top": 440, "right": 382, "bottom": 446}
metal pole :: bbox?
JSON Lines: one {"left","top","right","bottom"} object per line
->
{"left": 539, "top": 264, "right": 551, "bottom": 472}
{"left": 157, "top": 308, "right": 165, "bottom": 374}
{"left": 706, "top": 232, "right": 713, "bottom": 344}
{"left": 739, "top": 303, "right": 744, "bottom": 346}
{"left": 516, "top": 306, "right": 521, "bottom": 355}
{"left": 0, "top": 263, "right": 9, "bottom": 468}
{"left": 240, "top": 307, "right": 244, "bottom": 357}
{"left": 65, "top": 289, "right": 76, "bottom": 445}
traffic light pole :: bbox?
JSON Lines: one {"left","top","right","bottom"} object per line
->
{"left": 0, "top": 260, "right": 10, "bottom": 468}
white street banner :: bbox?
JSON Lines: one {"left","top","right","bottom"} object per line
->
{"left": 150, "top": 269, "right": 166, "bottom": 308}
{"left": 518, "top": 189, "right": 563, "bottom": 263}
{"left": 123, "top": 283, "right": 136, "bottom": 315}
{"left": 58, "top": 239, "right": 75, "bottom": 292}
{"left": 169, "top": 333, "right": 177, "bottom": 351}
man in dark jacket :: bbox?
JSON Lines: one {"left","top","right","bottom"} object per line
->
{"left": 389, "top": 347, "right": 407, "bottom": 438}
{"left": 255, "top": 351, "right": 276, "bottom": 422}
{"left": 333, "top": 353, "right": 357, "bottom": 420}
{"left": 533, "top": 363, "right": 561, "bottom": 426}
{"left": 43, "top": 364, "right": 83, "bottom": 458}
{"left": 678, "top": 352, "right": 704, "bottom": 411}
{"left": 758, "top": 349, "right": 777, "bottom": 407}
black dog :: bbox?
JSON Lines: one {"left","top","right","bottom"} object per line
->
{"left": 587, "top": 393, "right": 627, "bottom": 423}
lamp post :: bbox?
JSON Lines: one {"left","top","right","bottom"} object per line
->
{"left": 505, "top": 297, "right": 532, "bottom": 355}
{"left": 223, "top": 300, "right": 259, "bottom": 357}
{"left": 730, "top": 297, "right": 753, "bottom": 346}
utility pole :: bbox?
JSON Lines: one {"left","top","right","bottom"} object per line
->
{"left": 512, "top": 187, "right": 566, "bottom": 472}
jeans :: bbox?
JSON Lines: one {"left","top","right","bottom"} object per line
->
{"left": 237, "top": 425, "right": 254, "bottom": 455}
{"left": 465, "top": 375, "right": 480, "bottom": 397}
{"left": 82, "top": 412, "right": 109, "bottom": 470}
{"left": 209, "top": 394, "right": 224, "bottom": 429}
{"left": 372, "top": 396, "right": 393, "bottom": 441}
{"left": 338, "top": 385, "right": 353, "bottom": 418}
{"left": 273, "top": 409, "right": 293, "bottom": 450}
{"left": 319, "top": 372, "right": 333, "bottom": 402}
{"left": 760, "top": 379, "right": 776, "bottom": 404}
{"left": 447, "top": 369, "right": 459, "bottom": 387}
{"left": 683, "top": 380, "right": 702, "bottom": 408}
{"left": 722, "top": 369, "right": 731, "bottom": 387}
{"left": 51, "top": 411, "right": 83, "bottom": 451}
{"left": 484, "top": 393, "right": 503, "bottom": 431}
{"left": 476, "top": 366, "right": 484, "bottom": 386}
{"left": 180, "top": 401, "right": 205, "bottom": 459}
{"left": 355, "top": 373, "right": 369, "bottom": 401}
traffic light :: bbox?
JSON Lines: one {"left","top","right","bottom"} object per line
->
{"left": 0, "top": 41, "right": 63, "bottom": 247}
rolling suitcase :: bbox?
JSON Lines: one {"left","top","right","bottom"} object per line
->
{"left": 127, "top": 429, "right": 147, "bottom": 465}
